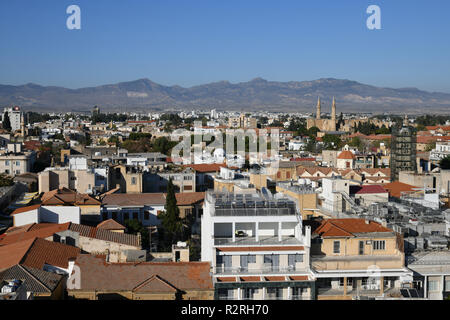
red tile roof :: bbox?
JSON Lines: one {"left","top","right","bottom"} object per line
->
{"left": 96, "top": 219, "right": 126, "bottom": 231}
{"left": 20, "top": 238, "right": 80, "bottom": 269}
{"left": 72, "top": 254, "right": 213, "bottom": 292}
{"left": 184, "top": 163, "right": 227, "bottom": 173}
{"left": 337, "top": 151, "right": 356, "bottom": 160}
{"left": 174, "top": 192, "right": 205, "bottom": 206}
{"left": 41, "top": 188, "right": 101, "bottom": 206}
{"left": 350, "top": 185, "right": 388, "bottom": 195}
{"left": 314, "top": 219, "right": 393, "bottom": 238}
{"left": 10, "top": 204, "right": 41, "bottom": 216}
{"left": 0, "top": 238, "right": 35, "bottom": 271}
{"left": 382, "top": 181, "right": 417, "bottom": 198}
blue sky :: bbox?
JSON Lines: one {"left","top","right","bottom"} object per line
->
{"left": 0, "top": 0, "right": 449, "bottom": 92}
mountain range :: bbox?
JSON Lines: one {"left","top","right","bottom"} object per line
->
{"left": 1, "top": 78, "right": 450, "bottom": 114}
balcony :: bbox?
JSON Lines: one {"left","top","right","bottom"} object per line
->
{"left": 214, "top": 235, "right": 303, "bottom": 246}
{"left": 214, "top": 265, "right": 307, "bottom": 276}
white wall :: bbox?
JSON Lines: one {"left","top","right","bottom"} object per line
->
{"left": 13, "top": 209, "right": 39, "bottom": 227}
{"left": 40, "top": 206, "right": 80, "bottom": 224}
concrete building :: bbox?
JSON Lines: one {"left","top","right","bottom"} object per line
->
{"left": 407, "top": 251, "right": 450, "bottom": 300}
{"left": 2, "top": 106, "right": 23, "bottom": 132}
{"left": 201, "top": 191, "right": 315, "bottom": 300}
{"left": 0, "top": 143, "right": 36, "bottom": 176}
{"left": 310, "top": 218, "right": 413, "bottom": 300}
{"left": 390, "top": 117, "right": 417, "bottom": 181}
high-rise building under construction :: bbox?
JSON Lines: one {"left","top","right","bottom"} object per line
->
{"left": 390, "top": 116, "right": 417, "bottom": 181}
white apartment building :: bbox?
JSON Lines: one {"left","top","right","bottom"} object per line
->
{"left": 2, "top": 106, "right": 23, "bottom": 132}
{"left": 201, "top": 191, "right": 315, "bottom": 300}
{"left": 430, "top": 140, "right": 450, "bottom": 161}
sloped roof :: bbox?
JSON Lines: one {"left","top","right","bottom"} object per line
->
{"left": 71, "top": 254, "right": 213, "bottom": 292}
{"left": 0, "top": 238, "right": 35, "bottom": 271}
{"left": 20, "top": 238, "right": 80, "bottom": 270}
{"left": 0, "top": 223, "right": 71, "bottom": 246}
{"left": 174, "top": 192, "right": 205, "bottom": 206}
{"left": 0, "top": 222, "right": 140, "bottom": 248}
{"left": 10, "top": 204, "right": 41, "bottom": 216}
{"left": 382, "top": 181, "right": 417, "bottom": 198}
{"left": 133, "top": 275, "right": 178, "bottom": 293}
{"left": 97, "top": 219, "right": 126, "bottom": 231}
{"left": 337, "top": 150, "right": 356, "bottom": 160}
{"left": 350, "top": 185, "right": 388, "bottom": 195}
{"left": 183, "top": 163, "right": 227, "bottom": 173}
{"left": 102, "top": 193, "right": 166, "bottom": 206}
{"left": 0, "top": 264, "right": 63, "bottom": 294}
{"left": 313, "top": 219, "right": 393, "bottom": 238}
{"left": 41, "top": 188, "right": 100, "bottom": 206}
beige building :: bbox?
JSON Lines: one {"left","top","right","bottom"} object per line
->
{"left": 310, "top": 218, "right": 412, "bottom": 300}
{"left": 38, "top": 168, "right": 96, "bottom": 194}
{"left": 0, "top": 144, "right": 36, "bottom": 176}
{"left": 228, "top": 114, "right": 257, "bottom": 129}
{"left": 109, "top": 164, "right": 143, "bottom": 193}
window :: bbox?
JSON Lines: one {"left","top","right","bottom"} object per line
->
{"left": 359, "top": 241, "right": 364, "bottom": 255}
{"left": 15, "top": 161, "right": 20, "bottom": 166}
{"left": 243, "top": 288, "right": 256, "bottom": 299}
{"left": 4, "top": 170, "right": 9, "bottom": 174}
{"left": 333, "top": 241, "right": 340, "bottom": 254}
{"left": 15, "top": 170, "right": 20, "bottom": 174}
{"left": 286, "top": 172, "right": 291, "bottom": 179}
{"left": 5, "top": 160, "right": 9, "bottom": 165}
{"left": 102, "top": 212, "right": 108, "bottom": 220}
{"left": 144, "top": 211, "right": 150, "bottom": 220}
{"left": 339, "top": 278, "right": 353, "bottom": 287}
{"left": 131, "top": 177, "right": 137, "bottom": 185}
{"left": 277, "top": 172, "right": 281, "bottom": 179}
{"left": 266, "top": 287, "right": 282, "bottom": 299}
{"left": 185, "top": 208, "right": 192, "bottom": 216}
{"left": 240, "top": 255, "right": 256, "bottom": 271}
{"left": 428, "top": 280, "right": 439, "bottom": 291}
{"left": 445, "top": 279, "right": 450, "bottom": 291}
{"left": 184, "top": 176, "right": 192, "bottom": 181}
{"left": 373, "top": 240, "right": 385, "bottom": 251}
{"left": 288, "top": 254, "right": 303, "bottom": 267}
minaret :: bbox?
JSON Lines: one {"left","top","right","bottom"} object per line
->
{"left": 331, "top": 97, "right": 337, "bottom": 131}
{"left": 316, "top": 97, "right": 321, "bottom": 120}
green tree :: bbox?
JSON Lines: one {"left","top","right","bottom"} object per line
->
{"left": 159, "top": 179, "right": 183, "bottom": 250}
{"left": 2, "top": 112, "right": 11, "bottom": 131}
{"left": 0, "top": 173, "right": 14, "bottom": 187}
{"left": 124, "top": 219, "right": 149, "bottom": 250}
{"left": 322, "top": 134, "right": 342, "bottom": 150}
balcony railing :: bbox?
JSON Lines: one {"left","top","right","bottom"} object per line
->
{"left": 214, "top": 265, "right": 306, "bottom": 275}
{"left": 214, "top": 235, "right": 303, "bottom": 246}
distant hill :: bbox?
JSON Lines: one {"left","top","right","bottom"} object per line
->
{"left": 1, "top": 78, "right": 450, "bottom": 113}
